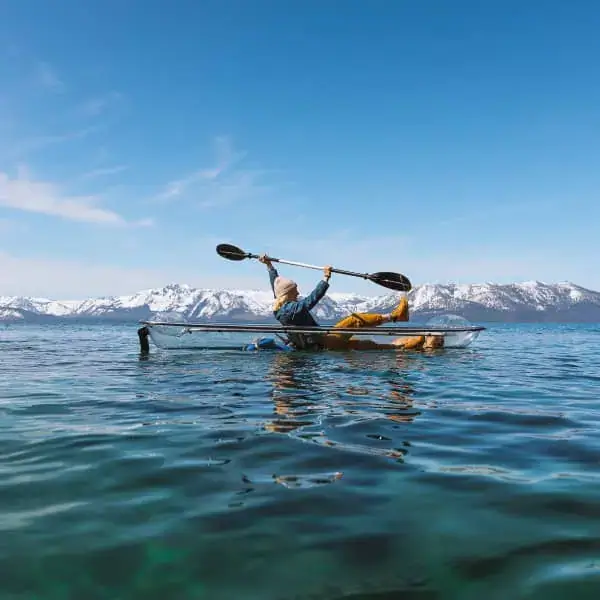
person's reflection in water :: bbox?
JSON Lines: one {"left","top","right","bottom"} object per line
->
{"left": 264, "top": 351, "right": 427, "bottom": 463}
{"left": 264, "top": 353, "right": 324, "bottom": 434}
{"left": 263, "top": 353, "right": 347, "bottom": 488}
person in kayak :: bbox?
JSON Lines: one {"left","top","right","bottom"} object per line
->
{"left": 259, "top": 254, "right": 441, "bottom": 351}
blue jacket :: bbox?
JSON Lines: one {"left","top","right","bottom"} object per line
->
{"left": 268, "top": 265, "right": 329, "bottom": 349}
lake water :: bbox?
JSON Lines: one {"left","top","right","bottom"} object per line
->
{"left": 1, "top": 322, "right": 599, "bottom": 599}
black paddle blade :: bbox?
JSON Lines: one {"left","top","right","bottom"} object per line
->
{"left": 216, "top": 243, "right": 249, "bottom": 261}
{"left": 368, "top": 271, "right": 412, "bottom": 292}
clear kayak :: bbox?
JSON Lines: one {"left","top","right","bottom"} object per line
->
{"left": 138, "top": 315, "right": 485, "bottom": 352}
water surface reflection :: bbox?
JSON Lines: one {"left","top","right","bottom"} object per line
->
{"left": 262, "top": 351, "right": 432, "bottom": 463}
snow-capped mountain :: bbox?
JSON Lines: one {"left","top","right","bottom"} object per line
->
{"left": 1, "top": 281, "right": 600, "bottom": 323}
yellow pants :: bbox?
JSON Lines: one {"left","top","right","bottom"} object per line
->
{"left": 320, "top": 298, "right": 442, "bottom": 351}
{"left": 323, "top": 328, "right": 443, "bottom": 351}
{"left": 323, "top": 312, "right": 387, "bottom": 348}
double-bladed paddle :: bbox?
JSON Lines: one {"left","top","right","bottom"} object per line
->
{"left": 216, "top": 243, "right": 412, "bottom": 292}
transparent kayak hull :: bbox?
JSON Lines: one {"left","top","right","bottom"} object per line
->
{"left": 142, "top": 321, "right": 484, "bottom": 351}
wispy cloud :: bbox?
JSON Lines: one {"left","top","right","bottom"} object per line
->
{"left": 156, "top": 136, "right": 278, "bottom": 208}
{"left": 157, "top": 136, "right": 242, "bottom": 199}
{"left": 36, "top": 62, "right": 64, "bottom": 92}
{"left": 79, "top": 165, "right": 129, "bottom": 180}
{"left": 0, "top": 169, "right": 150, "bottom": 227}
{"left": 78, "top": 92, "right": 124, "bottom": 117}
{"left": 7, "top": 126, "right": 99, "bottom": 160}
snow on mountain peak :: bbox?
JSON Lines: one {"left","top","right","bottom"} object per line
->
{"left": 1, "top": 280, "right": 599, "bottom": 322}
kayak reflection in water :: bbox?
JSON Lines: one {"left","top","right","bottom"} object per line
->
{"left": 258, "top": 254, "right": 443, "bottom": 351}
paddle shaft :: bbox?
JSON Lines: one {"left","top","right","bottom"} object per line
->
{"left": 248, "top": 252, "right": 368, "bottom": 280}
{"left": 216, "top": 243, "right": 412, "bottom": 291}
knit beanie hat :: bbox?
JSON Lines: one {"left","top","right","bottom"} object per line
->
{"left": 274, "top": 276, "right": 297, "bottom": 297}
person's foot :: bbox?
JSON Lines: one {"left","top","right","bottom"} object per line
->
{"left": 390, "top": 296, "right": 409, "bottom": 322}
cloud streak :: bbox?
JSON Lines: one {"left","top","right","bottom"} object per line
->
{"left": 0, "top": 170, "right": 150, "bottom": 227}
{"left": 6, "top": 126, "right": 99, "bottom": 160}
{"left": 78, "top": 92, "right": 124, "bottom": 117}
{"left": 156, "top": 135, "right": 278, "bottom": 208}
{"left": 79, "top": 165, "right": 129, "bottom": 180}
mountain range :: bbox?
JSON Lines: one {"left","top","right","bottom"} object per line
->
{"left": 2, "top": 281, "right": 600, "bottom": 323}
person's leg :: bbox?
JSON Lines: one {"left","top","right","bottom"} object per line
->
{"left": 322, "top": 296, "right": 410, "bottom": 350}
{"left": 391, "top": 334, "right": 444, "bottom": 350}
{"left": 333, "top": 312, "right": 387, "bottom": 329}
{"left": 333, "top": 296, "right": 409, "bottom": 330}
{"left": 323, "top": 334, "right": 444, "bottom": 352}
{"left": 392, "top": 335, "right": 426, "bottom": 350}
{"left": 321, "top": 313, "right": 385, "bottom": 350}
{"left": 322, "top": 336, "right": 397, "bottom": 350}
{"left": 328, "top": 335, "right": 444, "bottom": 351}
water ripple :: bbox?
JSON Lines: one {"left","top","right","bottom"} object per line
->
{"left": 0, "top": 322, "right": 599, "bottom": 598}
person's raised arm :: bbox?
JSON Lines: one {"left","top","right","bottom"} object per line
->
{"left": 259, "top": 254, "right": 279, "bottom": 296}
{"left": 297, "top": 266, "right": 332, "bottom": 311}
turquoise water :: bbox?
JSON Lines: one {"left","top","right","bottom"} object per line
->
{"left": 1, "top": 322, "right": 600, "bottom": 599}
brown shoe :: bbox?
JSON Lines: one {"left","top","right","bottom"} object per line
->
{"left": 390, "top": 296, "right": 409, "bottom": 322}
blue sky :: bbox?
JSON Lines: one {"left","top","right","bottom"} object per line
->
{"left": 1, "top": 0, "right": 600, "bottom": 298}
